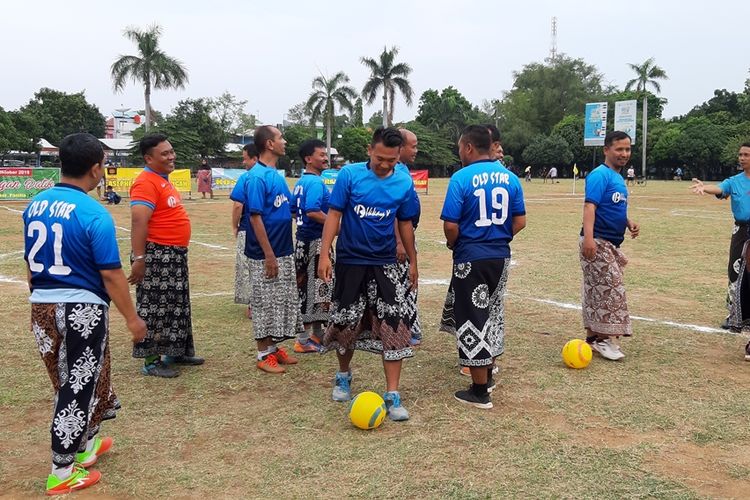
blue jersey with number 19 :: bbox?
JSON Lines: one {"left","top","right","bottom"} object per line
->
{"left": 441, "top": 159, "right": 526, "bottom": 263}
{"left": 23, "top": 184, "right": 122, "bottom": 304}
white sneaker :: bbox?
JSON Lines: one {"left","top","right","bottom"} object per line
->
{"left": 591, "top": 339, "right": 624, "bottom": 361}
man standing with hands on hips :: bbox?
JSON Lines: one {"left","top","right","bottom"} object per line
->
{"left": 129, "top": 133, "right": 204, "bottom": 378}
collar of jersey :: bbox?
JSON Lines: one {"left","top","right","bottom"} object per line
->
{"left": 464, "top": 158, "right": 497, "bottom": 168}
{"left": 144, "top": 166, "right": 169, "bottom": 180}
{"left": 256, "top": 160, "right": 278, "bottom": 170}
{"left": 55, "top": 182, "right": 85, "bottom": 193}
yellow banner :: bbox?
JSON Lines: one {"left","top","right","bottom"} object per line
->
{"left": 106, "top": 168, "right": 192, "bottom": 194}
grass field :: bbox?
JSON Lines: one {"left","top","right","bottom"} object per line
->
{"left": 2, "top": 178, "right": 750, "bottom": 499}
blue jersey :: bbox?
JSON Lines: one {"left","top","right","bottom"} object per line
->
{"left": 718, "top": 172, "right": 750, "bottom": 223}
{"left": 329, "top": 162, "right": 419, "bottom": 265}
{"left": 441, "top": 159, "right": 526, "bottom": 262}
{"left": 293, "top": 172, "right": 329, "bottom": 242}
{"left": 582, "top": 164, "right": 629, "bottom": 246}
{"left": 243, "top": 162, "right": 294, "bottom": 259}
{"left": 230, "top": 169, "right": 252, "bottom": 232}
{"left": 23, "top": 183, "right": 121, "bottom": 304}
{"left": 395, "top": 162, "right": 421, "bottom": 228}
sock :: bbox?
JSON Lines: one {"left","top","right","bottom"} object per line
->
{"left": 51, "top": 463, "right": 74, "bottom": 480}
{"left": 257, "top": 348, "right": 273, "bottom": 361}
{"left": 145, "top": 355, "right": 159, "bottom": 366}
{"left": 85, "top": 436, "right": 96, "bottom": 453}
{"left": 312, "top": 322, "right": 323, "bottom": 337}
{"left": 471, "top": 383, "right": 489, "bottom": 398}
{"left": 268, "top": 344, "right": 278, "bottom": 353}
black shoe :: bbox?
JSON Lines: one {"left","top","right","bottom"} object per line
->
{"left": 454, "top": 388, "right": 493, "bottom": 409}
{"left": 487, "top": 376, "right": 497, "bottom": 393}
{"left": 142, "top": 360, "right": 179, "bottom": 378}
{"left": 165, "top": 355, "right": 205, "bottom": 366}
{"left": 721, "top": 318, "right": 730, "bottom": 330}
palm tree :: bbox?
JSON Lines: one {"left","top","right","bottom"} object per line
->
{"left": 304, "top": 71, "right": 357, "bottom": 160}
{"left": 625, "top": 57, "right": 668, "bottom": 179}
{"left": 111, "top": 24, "right": 189, "bottom": 131}
{"left": 361, "top": 46, "right": 414, "bottom": 127}
{"left": 625, "top": 57, "right": 668, "bottom": 94}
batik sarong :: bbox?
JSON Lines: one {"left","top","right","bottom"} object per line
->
{"left": 322, "top": 263, "right": 413, "bottom": 361}
{"left": 396, "top": 258, "right": 422, "bottom": 341}
{"left": 249, "top": 254, "right": 303, "bottom": 342}
{"left": 439, "top": 259, "right": 509, "bottom": 367}
{"left": 579, "top": 238, "right": 632, "bottom": 337}
{"left": 133, "top": 242, "right": 195, "bottom": 358}
{"left": 235, "top": 230, "right": 252, "bottom": 305}
{"left": 294, "top": 238, "right": 333, "bottom": 324}
{"left": 31, "top": 303, "right": 118, "bottom": 467}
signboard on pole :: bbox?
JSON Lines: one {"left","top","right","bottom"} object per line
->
{"left": 410, "top": 170, "right": 429, "bottom": 194}
{"left": 211, "top": 168, "right": 245, "bottom": 190}
{"left": 0, "top": 167, "right": 59, "bottom": 199}
{"left": 106, "top": 168, "right": 192, "bottom": 194}
{"left": 583, "top": 102, "right": 608, "bottom": 147}
{"left": 614, "top": 100, "right": 637, "bottom": 144}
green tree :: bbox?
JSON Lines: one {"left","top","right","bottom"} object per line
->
{"left": 336, "top": 127, "right": 371, "bottom": 163}
{"left": 129, "top": 119, "right": 202, "bottom": 168}
{"left": 0, "top": 107, "right": 21, "bottom": 158}
{"left": 282, "top": 124, "right": 316, "bottom": 172}
{"left": 625, "top": 57, "right": 668, "bottom": 94}
{"left": 366, "top": 111, "right": 384, "bottom": 129}
{"left": 522, "top": 134, "right": 573, "bottom": 171}
{"left": 20, "top": 88, "right": 105, "bottom": 145}
{"left": 111, "top": 24, "right": 189, "bottom": 131}
{"left": 551, "top": 114, "right": 587, "bottom": 166}
{"left": 361, "top": 46, "right": 413, "bottom": 127}
{"left": 286, "top": 102, "right": 310, "bottom": 125}
{"left": 351, "top": 98, "right": 364, "bottom": 127}
{"left": 398, "top": 121, "right": 458, "bottom": 170}
{"left": 416, "top": 87, "right": 486, "bottom": 145}
{"left": 169, "top": 98, "right": 226, "bottom": 159}
{"left": 210, "top": 92, "right": 253, "bottom": 137}
{"left": 305, "top": 71, "right": 357, "bottom": 159}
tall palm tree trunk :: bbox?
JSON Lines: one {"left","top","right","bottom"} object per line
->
{"left": 382, "top": 91, "right": 388, "bottom": 127}
{"left": 326, "top": 117, "right": 332, "bottom": 164}
{"left": 144, "top": 80, "right": 152, "bottom": 132}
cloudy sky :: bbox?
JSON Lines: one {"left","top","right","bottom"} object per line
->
{"left": 1, "top": 0, "right": 748, "bottom": 125}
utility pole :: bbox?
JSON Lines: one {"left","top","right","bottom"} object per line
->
{"left": 641, "top": 95, "right": 648, "bottom": 179}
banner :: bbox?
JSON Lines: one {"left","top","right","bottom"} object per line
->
{"left": 614, "top": 99, "right": 637, "bottom": 144}
{"left": 211, "top": 168, "right": 246, "bottom": 190}
{"left": 410, "top": 170, "right": 429, "bottom": 193}
{"left": 106, "top": 168, "right": 192, "bottom": 194}
{"left": 321, "top": 169, "right": 340, "bottom": 191}
{"left": 583, "top": 102, "right": 608, "bottom": 147}
{"left": 0, "top": 167, "right": 59, "bottom": 199}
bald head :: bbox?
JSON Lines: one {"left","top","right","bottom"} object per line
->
{"left": 399, "top": 128, "right": 418, "bottom": 165}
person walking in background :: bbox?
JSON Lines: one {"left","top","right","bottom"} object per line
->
{"left": 197, "top": 159, "right": 213, "bottom": 199}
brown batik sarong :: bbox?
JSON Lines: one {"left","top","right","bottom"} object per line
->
{"left": 579, "top": 238, "right": 632, "bottom": 337}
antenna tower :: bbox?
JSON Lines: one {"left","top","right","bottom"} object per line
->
{"left": 550, "top": 16, "right": 558, "bottom": 61}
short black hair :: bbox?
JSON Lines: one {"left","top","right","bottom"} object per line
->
{"left": 59, "top": 133, "right": 104, "bottom": 178}
{"left": 299, "top": 139, "right": 327, "bottom": 164}
{"left": 604, "top": 130, "right": 631, "bottom": 147}
{"left": 460, "top": 125, "right": 492, "bottom": 154}
{"left": 741, "top": 141, "right": 750, "bottom": 149}
{"left": 242, "top": 143, "right": 258, "bottom": 158}
{"left": 484, "top": 124, "right": 501, "bottom": 143}
{"left": 254, "top": 125, "right": 276, "bottom": 154}
{"left": 371, "top": 127, "right": 403, "bottom": 148}
{"left": 139, "top": 133, "right": 169, "bottom": 157}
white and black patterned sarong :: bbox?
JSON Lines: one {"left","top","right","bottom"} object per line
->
{"left": 133, "top": 242, "right": 195, "bottom": 358}
{"left": 396, "top": 258, "right": 421, "bottom": 341}
{"left": 322, "top": 263, "right": 414, "bottom": 361}
{"left": 31, "top": 303, "right": 118, "bottom": 467}
{"left": 249, "top": 255, "right": 303, "bottom": 341}
{"left": 440, "top": 259, "right": 509, "bottom": 367}
{"left": 294, "top": 238, "right": 333, "bottom": 324}
{"left": 729, "top": 227, "right": 750, "bottom": 331}
{"left": 234, "top": 230, "right": 252, "bottom": 304}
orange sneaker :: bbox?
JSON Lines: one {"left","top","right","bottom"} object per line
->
{"left": 75, "top": 436, "right": 113, "bottom": 468}
{"left": 274, "top": 347, "right": 298, "bottom": 365}
{"left": 293, "top": 339, "right": 321, "bottom": 353}
{"left": 46, "top": 466, "right": 101, "bottom": 496}
{"left": 257, "top": 353, "right": 285, "bottom": 374}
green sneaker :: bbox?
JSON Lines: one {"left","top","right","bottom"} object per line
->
{"left": 75, "top": 436, "right": 113, "bottom": 468}
{"left": 46, "top": 465, "right": 101, "bottom": 496}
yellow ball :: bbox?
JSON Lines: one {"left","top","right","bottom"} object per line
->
{"left": 349, "top": 391, "right": 387, "bottom": 430}
{"left": 562, "top": 339, "right": 593, "bottom": 369}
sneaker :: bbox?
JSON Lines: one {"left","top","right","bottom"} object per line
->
{"left": 75, "top": 436, "right": 113, "bottom": 468}
{"left": 46, "top": 466, "right": 101, "bottom": 496}
{"left": 274, "top": 347, "right": 298, "bottom": 365}
{"left": 142, "top": 360, "right": 179, "bottom": 378}
{"left": 383, "top": 391, "right": 409, "bottom": 421}
{"left": 332, "top": 371, "right": 352, "bottom": 402}
{"left": 591, "top": 339, "right": 625, "bottom": 361}
{"left": 721, "top": 317, "right": 730, "bottom": 330}
{"left": 294, "top": 339, "right": 321, "bottom": 353}
{"left": 409, "top": 337, "right": 421, "bottom": 346}
{"left": 745, "top": 342, "right": 750, "bottom": 362}
{"left": 460, "top": 365, "right": 499, "bottom": 376}
{"left": 257, "top": 353, "right": 285, "bottom": 374}
{"left": 487, "top": 376, "right": 497, "bottom": 393}
{"left": 163, "top": 355, "right": 205, "bottom": 366}
{"left": 454, "top": 387, "right": 493, "bottom": 410}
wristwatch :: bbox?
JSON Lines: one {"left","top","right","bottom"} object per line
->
{"left": 132, "top": 255, "right": 146, "bottom": 262}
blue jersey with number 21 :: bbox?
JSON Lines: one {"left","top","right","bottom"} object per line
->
{"left": 441, "top": 159, "right": 526, "bottom": 263}
{"left": 23, "top": 183, "right": 122, "bottom": 304}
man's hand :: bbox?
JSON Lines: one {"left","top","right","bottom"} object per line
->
{"left": 318, "top": 255, "right": 332, "bottom": 283}
{"left": 690, "top": 178, "right": 705, "bottom": 195}
{"left": 264, "top": 254, "right": 279, "bottom": 279}
{"left": 126, "top": 315, "right": 147, "bottom": 343}
{"left": 628, "top": 220, "right": 640, "bottom": 239}
{"left": 127, "top": 259, "right": 145, "bottom": 285}
{"left": 408, "top": 263, "right": 418, "bottom": 291}
{"left": 582, "top": 236, "right": 598, "bottom": 260}
{"left": 233, "top": 226, "right": 239, "bottom": 238}
{"left": 396, "top": 242, "right": 407, "bottom": 263}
